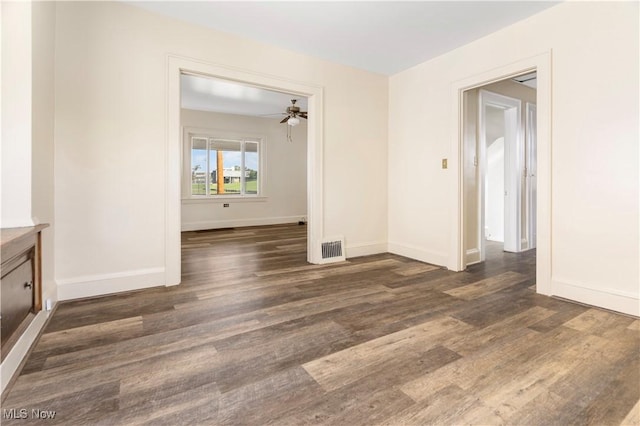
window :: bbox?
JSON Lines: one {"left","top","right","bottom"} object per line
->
{"left": 188, "top": 134, "right": 261, "bottom": 198}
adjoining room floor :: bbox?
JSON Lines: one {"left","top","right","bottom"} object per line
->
{"left": 3, "top": 224, "right": 639, "bottom": 425}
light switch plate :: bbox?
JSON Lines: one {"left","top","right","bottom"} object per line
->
{"left": 442, "top": 159, "right": 448, "bottom": 169}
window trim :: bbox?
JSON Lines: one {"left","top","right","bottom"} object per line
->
{"left": 182, "top": 126, "right": 266, "bottom": 201}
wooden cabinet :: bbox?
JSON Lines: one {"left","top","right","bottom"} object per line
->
{"left": 0, "top": 224, "right": 48, "bottom": 361}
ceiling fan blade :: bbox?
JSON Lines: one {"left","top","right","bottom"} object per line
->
{"left": 280, "top": 116, "right": 290, "bottom": 124}
{"left": 299, "top": 113, "right": 308, "bottom": 119}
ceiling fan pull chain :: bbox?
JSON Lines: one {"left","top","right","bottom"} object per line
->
{"left": 287, "top": 123, "right": 293, "bottom": 143}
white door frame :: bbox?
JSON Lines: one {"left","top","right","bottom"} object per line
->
{"left": 166, "top": 55, "right": 324, "bottom": 286}
{"left": 478, "top": 90, "right": 523, "bottom": 256}
{"left": 526, "top": 102, "right": 538, "bottom": 250}
{"left": 449, "top": 51, "right": 552, "bottom": 296}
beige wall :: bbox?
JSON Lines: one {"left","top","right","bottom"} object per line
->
{"left": 389, "top": 1, "right": 639, "bottom": 315}
{"left": 1, "top": 1, "right": 33, "bottom": 228}
{"left": 54, "top": 2, "right": 388, "bottom": 299}
{"left": 181, "top": 109, "right": 307, "bottom": 230}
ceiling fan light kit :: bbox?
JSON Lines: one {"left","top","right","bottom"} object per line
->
{"left": 287, "top": 116, "right": 300, "bottom": 126}
{"left": 272, "top": 99, "right": 307, "bottom": 142}
{"left": 278, "top": 99, "right": 308, "bottom": 126}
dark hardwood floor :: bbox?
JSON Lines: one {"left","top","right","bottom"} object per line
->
{"left": 2, "top": 224, "right": 639, "bottom": 425}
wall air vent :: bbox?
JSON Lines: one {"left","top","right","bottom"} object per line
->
{"left": 319, "top": 236, "right": 346, "bottom": 264}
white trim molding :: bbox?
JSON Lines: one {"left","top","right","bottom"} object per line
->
{"left": 0, "top": 310, "right": 51, "bottom": 393}
{"left": 465, "top": 248, "right": 481, "bottom": 265}
{"left": 56, "top": 267, "right": 166, "bottom": 300}
{"left": 388, "top": 241, "right": 448, "bottom": 268}
{"left": 553, "top": 277, "right": 640, "bottom": 317}
{"left": 167, "top": 55, "right": 325, "bottom": 287}
{"left": 182, "top": 216, "right": 303, "bottom": 232}
{"left": 346, "top": 241, "right": 388, "bottom": 258}
{"left": 182, "top": 197, "right": 268, "bottom": 205}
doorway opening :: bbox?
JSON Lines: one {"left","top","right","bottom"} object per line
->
{"left": 462, "top": 72, "right": 538, "bottom": 267}
{"left": 449, "top": 51, "right": 550, "bottom": 295}
{"left": 166, "top": 56, "right": 324, "bottom": 286}
{"left": 179, "top": 73, "right": 308, "bottom": 237}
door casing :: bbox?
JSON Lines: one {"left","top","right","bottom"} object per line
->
{"left": 166, "top": 55, "right": 325, "bottom": 286}
{"left": 448, "top": 51, "right": 552, "bottom": 297}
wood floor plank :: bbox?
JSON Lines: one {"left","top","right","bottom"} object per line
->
{"left": 382, "top": 384, "right": 487, "bottom": 425}
{"left": 333, "top": 289, "right": 459, "bottom": 333}
{"left": 442, "top": 305, "right": 556, "bottom": 356}
{"left": 628, "top": 320, "right": 640, "bottom": 331}
{"left": 3, "top": 224, "right": 638, "bottom": 425}
{"left": 621, "top": 400, "right": 640, "bottom": 426}
{"left": 99, "top": 382, "right": 221, "bottom": 426}
{"left": 40, "top": 321, "right": 232, "bottom": 373}
{"left": 2, "top": 381, "right": 120, "bottom": 426}
{"left": 443, "top": 270, "right": 529, "bottom": 300}
{"left": 215, "top": 367, "right": 323, "bottom": 425}
{"left": 209, "top": 320, "right": 355, "bottom": 393}
{"left": 118, "top": 345, "right": 220, "bottom": 409}
{"left": 399, "top": 323, "right": 587, "bottom": 403}
{"left": 579, "top": 360, "right": 640, "bottom": 426}
{"left": 476, "top": 331, "right": 613, "bottom": 420}
{"left": 302, "top": 315, "right": 473, "bottom": 392}
{"left": 34, "top": 316, "right": 144, "bottom": 354}
{"left": 392, "top": 262, "right": 441, "bottom": 276}
{"left": 275, "top": 345, "right": 459, "bottom": 425}
{"left": 449, "top": 278, "right": 538, "bottom": 328}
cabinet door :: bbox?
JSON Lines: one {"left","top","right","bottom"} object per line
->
{"left": 1, "top": 258, "right": 34, "bottom": 347}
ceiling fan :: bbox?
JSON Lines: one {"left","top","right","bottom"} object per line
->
{"left": 278, "top": 99, "right": 307, "bottom": 126}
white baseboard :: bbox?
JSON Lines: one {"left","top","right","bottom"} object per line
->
{"left": 346, "top": 241, "right": 387, "bottom": 258}
{"left": 1, "top": 309, "right": 51, "bottom": 393}
{"left": 57, "top": 267, "right": 165, "bottom": 301}
{"left": 465, "top": 248, "right": 481, "bottom": 265}
{"left": 181, "top": 216, "right": 302, "bottom": 231}
{"left": 552, "top": 277, "right": 640, "bottom": 317}
{"left": 388, "top": 241, "right": 447, "bottom": 267}
{"left": 0, "top": 280, "right": 59, "bottom": 394}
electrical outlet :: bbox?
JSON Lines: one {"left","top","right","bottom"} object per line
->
{"left": 223, "top": 203, "right": 229, "bottom": 208}
{"left": 442, "top": 158, "right": 448, "bottom": 169}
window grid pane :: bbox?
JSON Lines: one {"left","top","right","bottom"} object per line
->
{"left": 211, "top": 140, "right": 242, "bottom": 195}
{"left": 244, "top": 141, "right": 259, "bottom": 195}
{"left": 191, "top": 137, "right": 208, "bottom": 196}
{"left": 190, "top": 135, "right": 260, "bottom": 197}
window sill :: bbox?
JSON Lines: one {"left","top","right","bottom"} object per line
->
{"left": 181, "top": 196, "right": 268, "bottom": 204}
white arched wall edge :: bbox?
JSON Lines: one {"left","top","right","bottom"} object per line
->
{"left": 166, "top": 55, "right": 324, "bottom": 286}
{"left": 448, "top": 51, "right": 552, "bottom": 296}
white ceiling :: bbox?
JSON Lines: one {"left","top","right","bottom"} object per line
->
{"left": 164, "top": 2, "right": 547, "bottom": 116}
{"left": 129, "top": 1, "right": 559, "bottom": 76}
{"left": 181, "top": 74, "right": 307, "bottom": 116}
